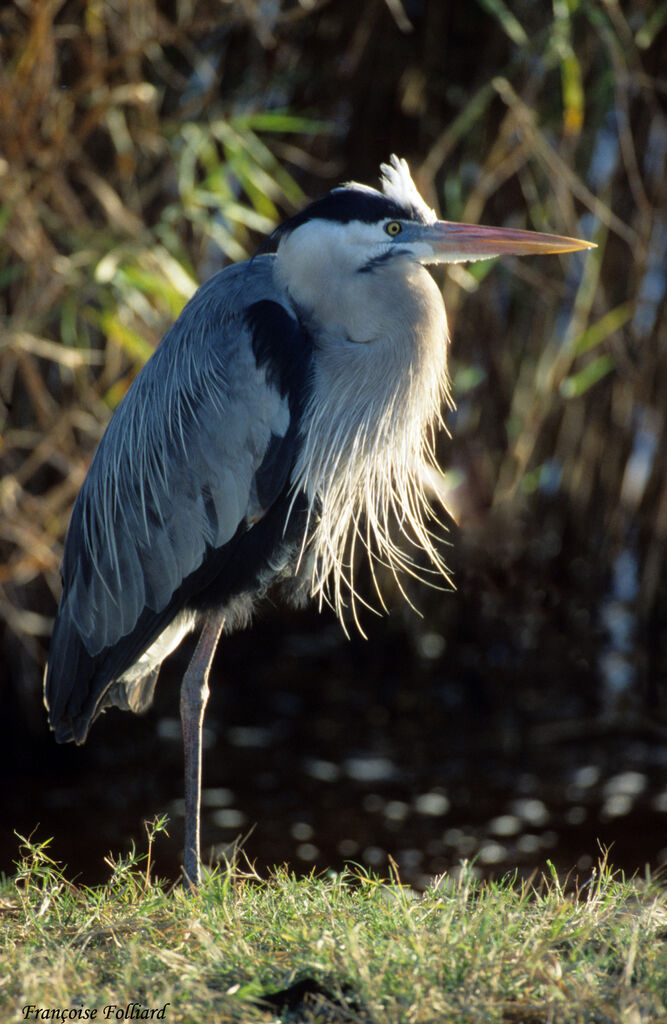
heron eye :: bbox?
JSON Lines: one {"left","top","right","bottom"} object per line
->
{"left": 385, "top": 221, "right": 402, "bottom": 236}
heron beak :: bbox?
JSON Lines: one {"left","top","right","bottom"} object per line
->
{"left": 425, "top": 220, "right": 595, "bottom": 262}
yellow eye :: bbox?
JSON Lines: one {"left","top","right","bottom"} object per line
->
{"left": 385, "top": 221, "right": 402, "bottom": 236}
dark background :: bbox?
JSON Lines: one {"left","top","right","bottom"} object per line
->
{"left": 0, "top": 0, "right": 664, "bottom": 888}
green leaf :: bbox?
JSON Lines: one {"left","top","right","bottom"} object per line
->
{"left": 572, "top": 301, "right": 634, "bottom": 356}
{"left": 560, "top": 353, "right": 615, "bottom": 398}
{"left": 635, "top": 2, "right": 667, "bottom": 48}
{"left": 97, "top": 310, "right": 155, "bottom": 363}
{"left": 474, "top": 0, "right": 528, "bottom": 46}
{"left": 236, "top": 111, "right": 335, "bottom": 136}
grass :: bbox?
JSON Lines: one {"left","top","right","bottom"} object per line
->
{"left": 1, "top": 821, "right": 665, "bottom": 1023}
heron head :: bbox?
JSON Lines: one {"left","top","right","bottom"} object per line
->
{"left": 274, "top": 155, "right": 594, "bottom": 276}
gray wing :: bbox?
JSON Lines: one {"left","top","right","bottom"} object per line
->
{"left": 45, "top": 255, "right": 312, "bottom": 739}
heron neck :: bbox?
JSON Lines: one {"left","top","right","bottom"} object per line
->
{"left": 282, "top": 255, "right": 452, "bottom": 625}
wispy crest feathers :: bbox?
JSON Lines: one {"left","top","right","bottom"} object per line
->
{"left": 379, "top": 155, "right": 436, "bottom": 224}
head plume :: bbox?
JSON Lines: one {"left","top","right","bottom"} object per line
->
{"left": 379, "top": 155, "right": 436, "bottom": 224}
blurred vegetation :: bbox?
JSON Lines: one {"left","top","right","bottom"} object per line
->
{"left": 0, "top": 0, "right": 664, "bottom": 736}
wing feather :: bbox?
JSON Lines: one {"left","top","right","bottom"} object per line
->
{"left": 45, "top": 255, "right": 312, "bottom": 739}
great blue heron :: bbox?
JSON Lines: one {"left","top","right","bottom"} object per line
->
{"left": 44, "top": 156, "right": 593, "bottom": 887}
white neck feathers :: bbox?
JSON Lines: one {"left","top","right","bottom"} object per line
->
{"left": 275, "top": 222, "right": 453, "bottom": 628}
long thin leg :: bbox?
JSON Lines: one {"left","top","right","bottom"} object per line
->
{"left": 180, "top": 613, "right": 225, "bottom": 889}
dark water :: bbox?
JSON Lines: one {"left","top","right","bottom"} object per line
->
{"left": 4, "top": 586, "right": 666, "bottom": 890}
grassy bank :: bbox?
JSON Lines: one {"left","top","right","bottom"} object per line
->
{"left": 1, "top": 825, "right": 665, "bottom": 1024}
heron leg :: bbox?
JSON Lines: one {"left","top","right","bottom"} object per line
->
{"left": 180, "top": 613, "right": 225, "bottom": 890}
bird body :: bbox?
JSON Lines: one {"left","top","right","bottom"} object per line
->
{"left": 46, "top": 256, "right": 313, "bottom": 740}
{"left": 44, "top": 156, "right": 593, "bottom": 884}
{"left": 45, "top": 159, "right": 453, "bottom": 742}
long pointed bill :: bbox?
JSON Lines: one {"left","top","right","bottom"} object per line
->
{"left": 425, "top": 220, "right": 595, "bottom": 262}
